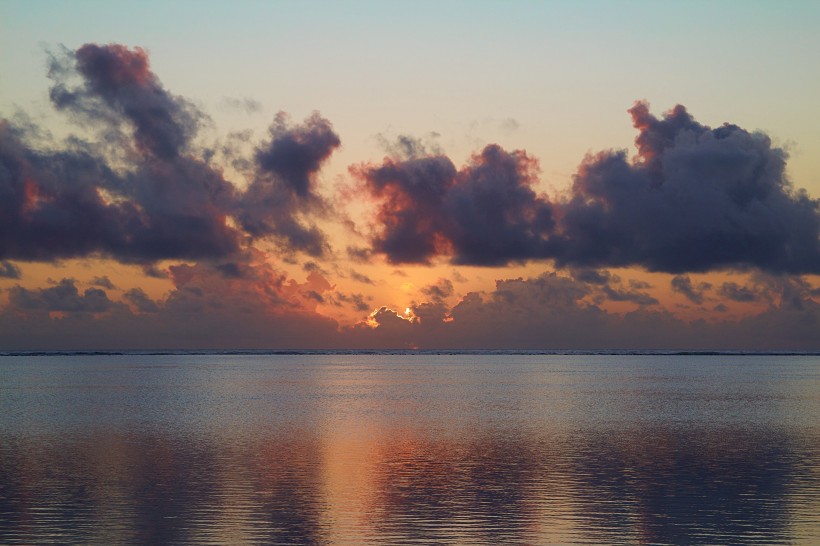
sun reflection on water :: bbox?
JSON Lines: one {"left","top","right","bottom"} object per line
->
{"left": 0, "top": 354, "right": 818, "bottom": 544}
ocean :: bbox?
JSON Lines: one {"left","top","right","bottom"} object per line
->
{"left": 1, "top": 353, "right": 818, "bottom": 544}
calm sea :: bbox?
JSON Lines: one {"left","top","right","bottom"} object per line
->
{"left": 0, "top": 353, "right": 818, "bottom": 545}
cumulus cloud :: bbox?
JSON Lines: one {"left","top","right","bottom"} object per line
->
{"left": 1, "top": 43, "right": 340, "bottom": 266}
{"left": 359, "top": 104, "right": 820, "bottom": 274}
{"left": 355, "top": 142, "right": 554, "bottom": 265}
{"left": 1, "top": 44, "right": 240, "bottom": 263}
{"left": 238, "top": 112, "right": 340, "bottom": 256}
{"left": 556, "top": 102, "right": 820, "bottom": 273}
{"left": 354, "top": 152, "right": 457, "bottom": 263}
{"left": 49, "top": 43, "right": 202, "bottom": 160}
{"left": 8, "top": 45, "right": 819, "bottom": 277}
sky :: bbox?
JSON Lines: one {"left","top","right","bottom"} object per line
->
{"left": 1, "top": 0, "right": 819, "bottom": 350}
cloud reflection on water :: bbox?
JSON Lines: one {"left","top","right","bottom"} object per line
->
{"left": 1, "top": 424, "right": 816, "bottom": 544}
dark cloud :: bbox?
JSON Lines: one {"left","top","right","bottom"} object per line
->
{"left": 346, "top": 245, "right": 373, "bottom": 263}
{"left": 331, "top": 291, "right": 371, "bottom": 312}
{"left": 601, "top": 284, "right": 658, "bottom": 306}
{"left": 1, "top": 44, "right": 341, "bottom": 266}
{"left": 8, "top": 278, "right": 112, "bottom": 312}
{"left": 123, "top": 287, "right": 159, "bottom": 313}
{"left": 555, "top": 102, "right": 820, "bottom": 274}
{"left": 254, "top": 112, "right": 340, "bottom": 199}
{"left": 349, "top": 270, "right": 375, "bottom": 285}
{"left": 49, "top": 43, "right": 200, "bottom": 160}
{"left": 302, "top": 261, "right": 327, "bottom": 274}
{"left": 91, "top": 275, "right": 115, "bottom": 289}
{"left": 422, "top": 278, "right": 454, "bottom": 300}
{"left": 1, "top": 44, "right": 240, "bottom": 264}
{"left": 355, "top": 153, "right": 457, "bottom": 263}
{"left": 214, "top": 261, "right": 248, "bottom": 279}
{"left": 350, "top": 293, "right": 370, "bottom": 312}
{"left": 719, "top": 282, "right": 759, "bottom": 303}
{"left": 305, "top": 290, "right": 324, "bottom": 303}
{"left": 360, "top": 103, "right": 820, "bottom": 274}
{"left": 0, "top": 261, "right": 21, "bottom": 279}
{"left": 671, "top": 275, "right": 711, "bottom": 305}
{"left": 752, "top": 274, "right": 820, "bottom": 311}
{"left": 237, "top": 112, "right": 340, "bottom": 257}
{"left": 571, "top": 268, "right": 613, "bottom": 286}
{"left": 357, "top": 144, "right": 554, "bottom": 265}
{"left": 447, "top": 145, "right": 555, "bottom": 265}
{"left": 141, "top": 264, "right": 168, "bottom": 279}
{"left": 5, "top": 112, "right": 333, "bottom": 268}
{"left": 12, "top": 46, "right": 820, "bottom": 276}
{"left": 572, "top": 269, "right": 657, "bottom": 306}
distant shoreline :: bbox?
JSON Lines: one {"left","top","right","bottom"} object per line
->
{"left": 2, "top": 350, "right": 819, "bottom": 357}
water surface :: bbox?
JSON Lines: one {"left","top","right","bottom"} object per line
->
{"left": 1, "top": 354, "right": 818, "bottom": 544}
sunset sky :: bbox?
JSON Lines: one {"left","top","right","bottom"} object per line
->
{"left": 1, "top": 0, "right": 819, "bottom": 350}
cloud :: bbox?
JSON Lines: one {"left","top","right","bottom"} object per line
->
{"left": 359, "top": 104, "right": 820, "bottom": 274}
{"left": 91, "top": 275, "right": 115, "bottom": 289}
{"left": 123, "top": 287, "right": 159, "bottom": 313}
{"left": 2, "top": 44, "right": 241, "bottom": 264}
{"left": 8, "top": 45, "right": 819, "bottom": 276}
{"left": 220, "top": 96, "right": 263, "bottom": 114}
{"left": 356, "top": 143, "right": 554, "bottom": 265}
{"left": 555, "top": 102, "right": 820, "bottom": 274}
{"left": 600, "top": 284, "right": 658, "bottom": 306}
{"left": 237, "top": 112, "right": 340, "bottom": 256}
{"left": 354, "top": 153, "right": 457, "bottom": 263}
{"left": 349, "top": 270, "right": 375, "bottom": 285}
{"left": 0, "top": 261, "right": 21, "bottom": 279}
{"left": 49, "top": 43, "right": 201, "bottom": 160}
{"left": 421, "top": 278, "right": 454, "bottom": 300}
{"left": 0, "top": 250, "right": 349, "bottom": 350}
{"left": 718, "top": 282, "right": 759, "bottom": 303}
{"left": 1, "top": 266, "right": 817, "bottom": 350}
{"left": 571, "top": 269, "right": 657, "bottom": 306}
{"left": 330, "top": 291, "right": 371, "bottom": 312}
{"left": 671, "top": 275, "right": 711, "bottom": 305}
{"left": 347, "top": 271, "right": 819, "bottom": 350}
{"left": 142, "top": 264, "right": 169, "bottom": 279}
{"left": 8, "top": 278, "right": 113, "bottom": 312}
{"left": 346, "top": 246, "right": 373, "bottom": 263}
{"left": 1, "top": 44, "right": 341, "bottom": 266}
